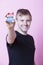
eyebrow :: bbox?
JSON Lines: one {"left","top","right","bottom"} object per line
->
{"left": 26, "top": 19, "right": 31, "bottom": 21}
{"left": 20, "top": 19, "right": 31, "bottom": 22}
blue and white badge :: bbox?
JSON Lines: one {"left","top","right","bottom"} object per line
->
{"left": 6, "top": 17, "right": 14, "bottom": 23}
{"left": 5, "top": 12, "right": 14, "bottom": 23}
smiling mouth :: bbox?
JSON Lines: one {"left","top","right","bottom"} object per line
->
{"left": 21, "top": 26, "right": 28, "bottom": 30}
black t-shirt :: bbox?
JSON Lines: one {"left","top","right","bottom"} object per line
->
{"left": 6, "top": 31, "right": 35, "bottom": 65}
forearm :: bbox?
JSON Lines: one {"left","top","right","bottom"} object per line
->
{"left": 7, "top": 28, "right": 16, "bottom": 44}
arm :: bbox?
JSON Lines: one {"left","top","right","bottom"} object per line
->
{"left": 5, "top": 13, "right": 16, "bottom": 44}
{"left": 7, "top": 27, "right": 16, "bottom": 44}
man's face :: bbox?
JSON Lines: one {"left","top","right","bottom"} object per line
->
{"left": 16, "top": 14, "right": 31, "bottom": 33}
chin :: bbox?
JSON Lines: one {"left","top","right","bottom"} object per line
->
{"left": 22, "top": 29, "right": 28, "bottom": 32}
{"left": 22, "top": 30, "right": 27, "bottom": 33}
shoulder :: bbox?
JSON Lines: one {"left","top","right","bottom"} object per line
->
{"left": 27, "top": 34, "right": 34, "bottom": 41}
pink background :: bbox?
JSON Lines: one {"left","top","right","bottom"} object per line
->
{"left": 0, "top": 0, "right": 43, "bottom": 65}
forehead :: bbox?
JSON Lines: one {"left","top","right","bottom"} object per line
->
{"left": 17, "top": 14, "right": 31, "bottom": 20}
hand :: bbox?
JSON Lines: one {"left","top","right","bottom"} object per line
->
{"left": 5, "top": 21, "right": 15, "bottom": 30}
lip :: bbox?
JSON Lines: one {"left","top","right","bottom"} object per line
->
{"left": 22, "top": 25, "right": 28, "bottom": 27}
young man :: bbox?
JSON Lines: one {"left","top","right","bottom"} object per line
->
{"left": 6, "top": 9, "right": 35, "bottom": 65}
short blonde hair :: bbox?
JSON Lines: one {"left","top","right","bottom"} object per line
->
{"left": 16, "top": 9, "right": 32, "bottom": 21}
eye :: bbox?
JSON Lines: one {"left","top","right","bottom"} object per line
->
{"left": 26, "top": 20, "right": 31, "bottom": 22}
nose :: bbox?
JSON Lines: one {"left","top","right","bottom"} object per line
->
{"left": 24, "top": 21, "right": 28, "bottom": 25}
{"left": 24, "top": 21, "right": 31, "bottom": 26}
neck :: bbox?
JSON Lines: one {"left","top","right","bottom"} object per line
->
{"left": 16, "top": 27, "right": 27, "bottom": 35}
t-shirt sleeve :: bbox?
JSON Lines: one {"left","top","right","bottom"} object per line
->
{"left": 32, "top": 36, "right": 35, "bottom": 52}
{"left": 31, "top": 36, "right": 36, "bottom": 58}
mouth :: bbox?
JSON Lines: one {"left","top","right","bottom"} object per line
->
{"left": 21, "top": 25, "right": 28, "bottom": 30}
